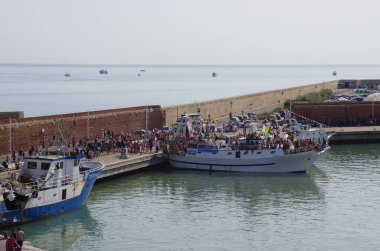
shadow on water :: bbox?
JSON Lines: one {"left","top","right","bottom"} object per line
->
{"left": 3, "top": 206, "right": 101, "bottom": 251}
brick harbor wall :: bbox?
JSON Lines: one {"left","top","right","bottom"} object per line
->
{"left": 163, "top": 80, "right": 339, "bottom": 126}
{"left": 292, "top": 102, "right": 380, "bottom": 125}
{"left": 0, "top": 106, "right": 165, "bottom": 155}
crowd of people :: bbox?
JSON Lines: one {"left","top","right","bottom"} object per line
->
{"left": 2, "top": 128, "right": 170, "bottom": 164}
{"left": 170, "top": 114, "right": 328, "bottom": 155}
{"left": 71, "top": 129, "right": 169, "bottom": 160}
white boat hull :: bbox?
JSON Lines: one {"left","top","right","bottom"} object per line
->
{"left": 169, "top": 149, "right": 321, "bottom": 173}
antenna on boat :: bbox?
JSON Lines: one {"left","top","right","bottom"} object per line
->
{"left": 57, "top": 120, "right": 69, "bottom": 156}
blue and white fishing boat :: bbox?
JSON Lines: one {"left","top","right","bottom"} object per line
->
{"left": 0, "top": 154, "right": 103, "bottom": 226}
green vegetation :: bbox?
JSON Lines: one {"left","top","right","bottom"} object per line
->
{"left": 271, "top": 107, "right": 283, "bottom": 114}
{"left": 257, "top": 107, "right": 282, "bottom": 118}
{"left": 284, "top": 89, "right": 333, "bottom": 108}
{"left": 256, "top": 89, "right": 333, "bottom": 117}
{"left": 257, "top": 112, "right": 270, "bottom": 117}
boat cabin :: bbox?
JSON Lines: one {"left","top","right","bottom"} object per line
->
{"left": 18, "top": 156, "right": 82, "bottom": 187}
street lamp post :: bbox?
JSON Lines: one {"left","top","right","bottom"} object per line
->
{"left": 145, "top": 105, "right": 148, "bottom": 135}
{"left": 87, "top": 111, "right": 90, "bottom": 139}
{"left": 9, "top": 118, "right": 12, "bottom": 158}
{"left": 8, "top": 118, "right": 19, "bottom": 163}
{"left": 145, "top": 105, "right": 153, "bottom": 140}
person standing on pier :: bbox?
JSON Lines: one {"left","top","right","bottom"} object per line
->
{"left": 16, "top": 228, "right": 24, "bottom": 250}
{"left": 5, "top": 233, "right": 19, "bottom": 251}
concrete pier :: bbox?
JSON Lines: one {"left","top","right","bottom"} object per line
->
{"left": 326, "top": 126, "right": 380, "bottom": 144}
{"left": 0, "top": 240, "right": 47, "bottom": 251}
{"left": 95, "top": 152, "right": 167, "bottom": 180}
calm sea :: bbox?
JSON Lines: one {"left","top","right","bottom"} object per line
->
{"left": 5, "top": 144, "right": 380, "bottom": 251}
{"left": 1, "top": 64, "right": 380, "bottom": 117}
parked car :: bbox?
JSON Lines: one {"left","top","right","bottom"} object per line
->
{"left": 161, "top": 126, "right": 172, "bottom": 133}
{"left": 230, "top": 117, "right": 241, "bottom": 122}
{"left": 247, "top": 112, "right": 257, "bottom": 119}
{"left": 136, "top": 129, "right": 148, "bottom": 138}
{"left": 223, "top": 124, "right": 237, "bottom": 132}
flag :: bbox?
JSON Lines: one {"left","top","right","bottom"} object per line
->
{"left": 264, "top": 126, "right": 270, "bottom": 136}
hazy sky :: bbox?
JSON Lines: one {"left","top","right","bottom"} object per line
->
{"left": 1, "top": 0, "right": 379, "bottom": 65}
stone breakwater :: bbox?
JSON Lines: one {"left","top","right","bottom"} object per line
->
{"left": 162, "top": 80, "right": 339, "bottom": 126}
{"left": 0, "top": 80, "right": 339, "bottom": 155}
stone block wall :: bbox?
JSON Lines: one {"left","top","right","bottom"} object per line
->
{"left": 0, "top": 106, "right": 164, "bottom": 155}
{"left": 292, "top": 102, "right": 380, "bottom": 126}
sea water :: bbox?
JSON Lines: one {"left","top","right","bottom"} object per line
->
{"left": 1, "top": 64, "right": 380, "bottom": 117}
{"left": 6, "top": 144, "right": 380, "bottom": 251}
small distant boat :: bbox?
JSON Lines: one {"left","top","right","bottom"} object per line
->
{"left": 140, "top": 69, "right": 146, "bottom": 72}
{"left": 212, "top": 72, "right": 217, "bottom": 77}
{"left": 99, "top": 69, "right": 108, "bottom": 74}
{"left": 64, "top": 73, "right": 71, "bottom": 77}
{"left": 333, "top": 71, "right": 337, "bottom": 76}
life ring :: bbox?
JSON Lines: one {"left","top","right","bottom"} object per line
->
{"left": 10, "top": 173, "right": 16, "bottom": 179}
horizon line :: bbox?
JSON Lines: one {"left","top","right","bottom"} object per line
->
{"left": 1, "top": 63, "right": 380, "bottom": 67}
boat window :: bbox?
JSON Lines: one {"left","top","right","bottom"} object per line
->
{"left": 271, "top": 151, "right": 276, "bottom": 154}
{"left": 235, "top": 151, "right": 240, "bottom": 158}
{"left": 60, "top": 162, "right": 64, "bottom": 169}
{"left": 74, "top": 159, "right": 80, "bottom": 166}
{"left": 27, "top": 162, "right": 37, "bottom": 169}
{"left": 62, "top": 189, "right": 67, "bottom": 200}
{"left": 41, "top": 162, "right": 51, "bottom": 170}
{"left": 257, "top": 152, "right": 262, "bottom": 154}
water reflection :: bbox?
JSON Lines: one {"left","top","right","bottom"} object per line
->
{"left": 94, "top": 168, "right": 324, "bottom": 218}
{"left": 8, "top": 206, "right": 101, "bottom": 250}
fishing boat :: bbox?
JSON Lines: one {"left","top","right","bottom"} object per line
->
{"left": 169, "top": 144, "right": 327, "bottom": 173}
{"left": 99, "top": 69, "right": 108, "bottom": 74}
{"left": 0, "top": 154, "right": 103, "bottom": 226}
{"left": 282, "top": 118, "right": 329, "bottom": 144}
{"left": 167, "top": 114, "right": 329, "bottom": 173}
{"left": 64, "top": 73, "right": 71, "bottom": 77}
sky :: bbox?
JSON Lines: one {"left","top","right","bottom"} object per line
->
{"left": 0, "top": 0, "right": 379, "bottom": 65}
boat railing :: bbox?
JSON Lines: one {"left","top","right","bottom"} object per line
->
{"left": 16, "top": 164, "right": 104, "bottom": 192}
{"left": 187, "top": 143, "right": 325, "bottom": 155}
